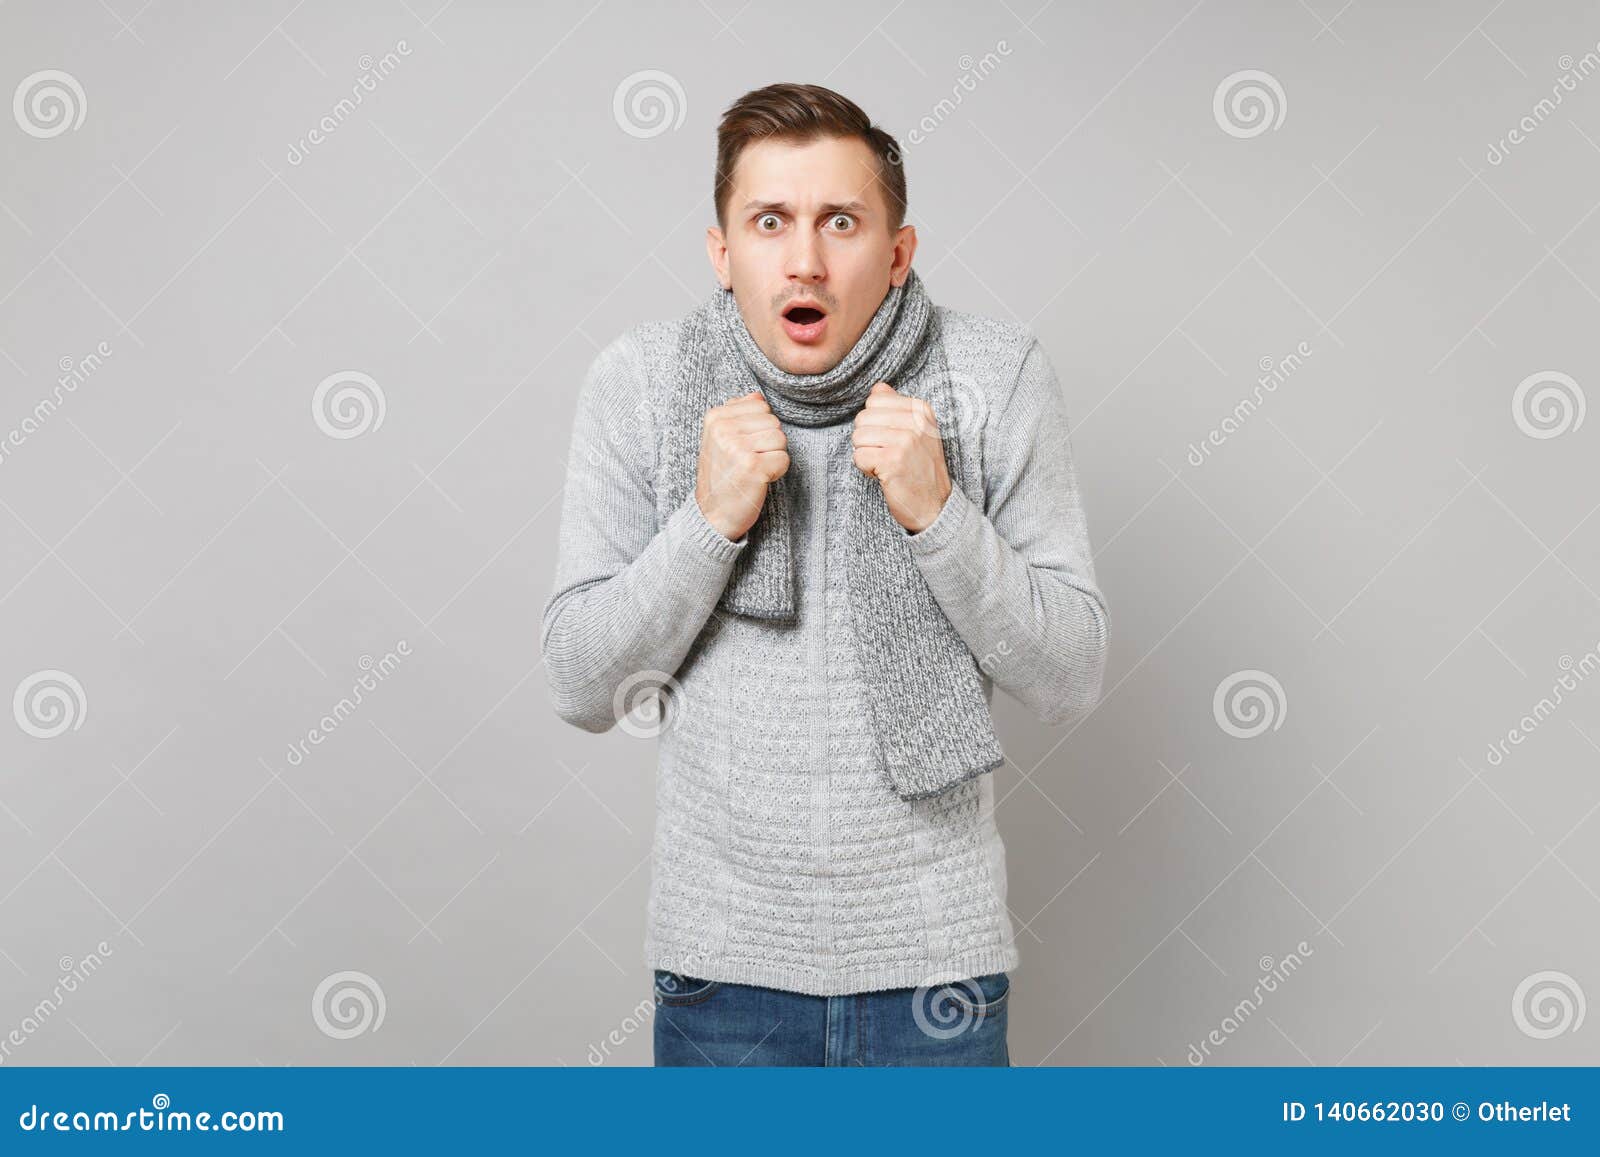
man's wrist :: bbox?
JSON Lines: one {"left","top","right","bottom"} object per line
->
{"left": 680, "top": 492, "right": 747, "bottom": 560}
{"left": 904, "top": 484, "right": 970, "bottom": 553}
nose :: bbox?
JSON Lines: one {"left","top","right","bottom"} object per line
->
{"left": 784, "top": 228, "right": 825, "bottom": 284}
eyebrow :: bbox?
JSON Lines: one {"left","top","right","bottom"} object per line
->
{"left": 740, "top": 199, "right": 871, "bottom": 216}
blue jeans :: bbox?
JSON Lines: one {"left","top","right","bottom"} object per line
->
{"left": 652, "top": 969, "right": 1011, "bottom": 1066}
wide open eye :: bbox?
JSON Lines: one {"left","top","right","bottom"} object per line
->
{"left": 827, "top": 213, "right": 856, "bottom": 232}
{"left": 756, "top": 213, "right": 782, "bottom": 232}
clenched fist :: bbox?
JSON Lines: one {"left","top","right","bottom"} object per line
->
{"left": 695, "top": 390, "right": 790, "bottom": 542}
{"left": 851, "top": 381, "right": 952, "bottom": 534}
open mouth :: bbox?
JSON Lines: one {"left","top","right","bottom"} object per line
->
{"left": 780, "top": 301, "right": 829, "bottom": 344}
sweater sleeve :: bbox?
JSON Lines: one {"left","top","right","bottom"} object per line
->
{"left": 539, "top": 331, "right": 749, "bottom": 733}
{"left": 903, "top": 335, "right": 1110, "bottom": 726}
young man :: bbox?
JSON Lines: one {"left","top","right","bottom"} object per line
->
{"left": 540, "top": 82, "right": 1109, "bottom": 1066}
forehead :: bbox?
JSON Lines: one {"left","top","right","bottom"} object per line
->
{"left": 728, "top": 135, "right": 888, "bottom": 214}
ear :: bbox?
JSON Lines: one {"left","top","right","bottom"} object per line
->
{"left": 705, "top": 225, "right": 731, "bottom": 290}
{"left": 888, "top": 224, "right": 918, "bottom": 287}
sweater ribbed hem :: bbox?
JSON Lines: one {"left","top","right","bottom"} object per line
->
{"left": 670, "top": 491, "right": 748, "bottom": 563}
{"left": 644, "top": 940, "right": 1020, "bottom": 997}
{"left": 904, "top": 484, "right": 973, "bottom": 556}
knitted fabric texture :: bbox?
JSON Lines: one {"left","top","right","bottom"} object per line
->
{"left": 541, "top": 294, "right": 1110, "bottom": 996}
{"left": 658, "top": 268, "right": 1005, "bottom": 800}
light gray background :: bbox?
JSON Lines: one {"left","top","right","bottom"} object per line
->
{"left": 2, "top": 0, "right": 1597, "bottom": 1067}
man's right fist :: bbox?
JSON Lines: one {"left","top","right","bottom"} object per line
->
{"left": 694, "top": 390, "right": 790, "bottom": 543}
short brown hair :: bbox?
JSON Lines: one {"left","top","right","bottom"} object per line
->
{"left": 714, "top": 82, "right": 907, "bottom": 233}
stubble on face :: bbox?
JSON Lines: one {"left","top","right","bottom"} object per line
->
{"left": 715, "top": 135, "right": 904, "bottom": 377}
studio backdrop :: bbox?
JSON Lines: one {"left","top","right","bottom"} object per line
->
{"left": 1, "top": 0, "right": 1597, "bottom": 1066}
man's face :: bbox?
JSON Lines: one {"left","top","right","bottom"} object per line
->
{"left": 706, "top": 134, "right": 916, "bottom": 375}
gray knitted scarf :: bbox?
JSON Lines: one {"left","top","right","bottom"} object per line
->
{"left": 658, "top": 268, "right": 1005, "bottom": 800}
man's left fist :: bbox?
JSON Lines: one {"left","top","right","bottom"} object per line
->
{"left": 850, "top": 381, "right": 952, "bottom": 534}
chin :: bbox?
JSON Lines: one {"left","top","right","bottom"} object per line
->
{"left": 773, "top": 340, "right": 838, "bottom": 375}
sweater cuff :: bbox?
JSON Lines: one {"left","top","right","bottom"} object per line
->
{"left": 670, "top": 491, "right": 748, "bottom": 563}
{"left": 904, "top": 484, "right": 974, "bottom": 556}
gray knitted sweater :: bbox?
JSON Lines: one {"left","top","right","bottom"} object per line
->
{"left": 540, "top": 303, "right": 1109, "bottom": 997}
